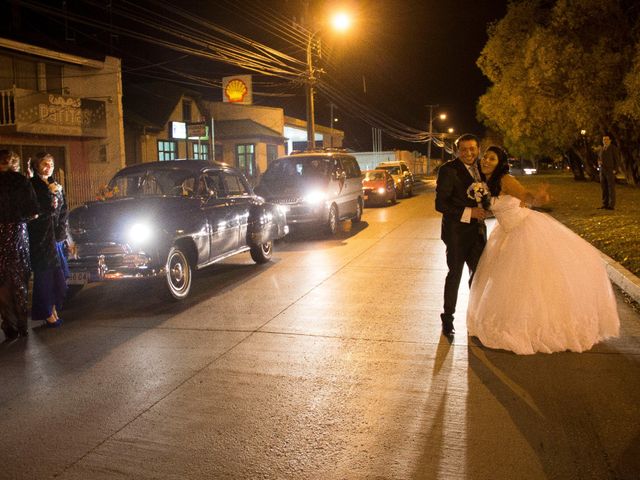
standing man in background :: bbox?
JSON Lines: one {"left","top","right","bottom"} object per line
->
{"left": 598, "top": 134, "right": 621, "bottom": 211}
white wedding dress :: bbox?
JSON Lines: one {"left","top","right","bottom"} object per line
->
{"left": 467, "top": 195, "right": 620, "bottom": 354}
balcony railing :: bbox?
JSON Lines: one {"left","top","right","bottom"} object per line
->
{"left": 1, "top": 89, "right": 16, "bottom": 126}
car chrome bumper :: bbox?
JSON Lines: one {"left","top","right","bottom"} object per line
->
{"left": 68, "top": 242, "right": 163, "bottom": 284}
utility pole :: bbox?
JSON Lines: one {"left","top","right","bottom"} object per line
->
{"left": 425, "top": 104, "right": 438, "bottom": 175}
{"left": 305, "top": 32, "right": 316, "bottom": 150}
{"left": 329, "top": 102, "right": 334, "bottom": 149}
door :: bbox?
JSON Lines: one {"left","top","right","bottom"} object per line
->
{"left": 340, "top": 157, "right": 362, "bottom": 216}
{"left": 200, "top": 170, "right": 237, "bottom": 260}
{"left": 221, "top": 171, "right": 253, "bottom": 249}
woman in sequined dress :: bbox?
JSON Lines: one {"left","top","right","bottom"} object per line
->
{"left": 28, "top": 153, "right": 67, "bottom": 328}
{"left": 0, "top": 150, "right": 38, "bottom": 339}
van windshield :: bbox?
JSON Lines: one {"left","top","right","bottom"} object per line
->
{"left": 263, "top": 157, "right": 333, "bottom": 181}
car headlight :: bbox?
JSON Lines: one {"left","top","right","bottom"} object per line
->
{"left": 377, "top": 187, "right": 386, "bottom": 194}
{"left": 126, "top": 222, "right": 154, "bottom": 245}
{"left": 303, "top": 190, "right": 326, "bottom": 204}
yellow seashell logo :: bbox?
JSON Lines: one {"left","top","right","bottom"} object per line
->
{"left": 225, "top": 78, "right": 248, "bottom": 103}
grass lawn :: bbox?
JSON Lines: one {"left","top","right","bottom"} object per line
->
{"left": 518, "top": 173, "right": 640, "bottom": 277}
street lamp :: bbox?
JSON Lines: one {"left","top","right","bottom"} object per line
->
{"left": 426, "top": 105, "right": 447, "bottom": 174}
{"left": 305, "top": 12, "right": 353, "bottom": 149}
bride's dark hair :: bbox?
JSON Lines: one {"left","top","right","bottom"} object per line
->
{"left": 485, "top": 146, "right": 510, "bottom": 196}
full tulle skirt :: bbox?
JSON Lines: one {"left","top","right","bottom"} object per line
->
{"left": 467, "top": 210, "right": 619, "bottom": 355}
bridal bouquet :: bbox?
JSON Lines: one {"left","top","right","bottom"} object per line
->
{"left": 48, "top": 181, "right": 62, "bottom": 194}
{"left": 467, "top": 182, "right": 491, "bottom": 210}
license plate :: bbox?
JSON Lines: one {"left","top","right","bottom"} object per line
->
{"left": 69, "top": 271, "right": 90, "bottom": 285}
{"left": 364, "top": 195, "right": 369, "bottom": 200}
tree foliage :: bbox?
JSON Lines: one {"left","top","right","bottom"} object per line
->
{"left": 477, "top": 0, "right": 640, "bottom": 185}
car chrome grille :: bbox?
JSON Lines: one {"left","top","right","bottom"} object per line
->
{"left": 76, "top": 242, "right": 130, "bottom": 257}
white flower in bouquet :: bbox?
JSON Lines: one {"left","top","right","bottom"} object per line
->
{"left": 467, "top": 182, "right": 491, "bottom": 209}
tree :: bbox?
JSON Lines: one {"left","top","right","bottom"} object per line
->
{"left": 477, "top": 0, "right": 640, "bottom": 185}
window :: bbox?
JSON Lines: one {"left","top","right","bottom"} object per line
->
{"left": 0, "top": 55, "right": 13, "bottom": 90}
{"left": 342, "top": 158, "right": 361, "bottom": 178}
{"left": 267, "top": 144, "right": 278, "bottom": 164}
{"left": 0, "top": 57, "right": 63, "bottom": 92}
{"left": 14, "top": 58, "right": 37, "bottom": 90}
{"left": 193, "top": 143, "right": 209, "bottom": 160}
{"left": 158, "top": 140, "right": 176, "bottom": 161}
{"left": 46, "top": 63, "right": 63, "bottom": 94}
{"left": 236, "top": 143, "right": 255, "bottom": 177}
{"left": 222, "top": 173, "right": 250, "bottom": 196}
{"left": 182, "top": 100, "right": 192, "bottom": 122}
{"left": 200, "top": 171, "right": 224, "bottom": 197}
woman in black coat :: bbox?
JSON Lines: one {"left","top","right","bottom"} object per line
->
{"left": 0, "top": 150, "right": 38, "bottom": 339}
{"left": 28, "top": 153, "right": 67, "bottom": 328}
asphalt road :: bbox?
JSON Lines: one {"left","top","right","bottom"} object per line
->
{"left": 1, "top": 188, "right": 639, "bottom": 479}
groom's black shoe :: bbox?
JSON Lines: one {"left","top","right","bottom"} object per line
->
{"left": 440, "top": 315, "right": 455, "bottom": 336}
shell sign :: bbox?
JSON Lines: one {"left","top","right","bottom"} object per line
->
{"left": 222, "top": 75, "right": 252, "bottom": 104}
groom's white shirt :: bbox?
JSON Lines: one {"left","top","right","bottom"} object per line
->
{"left": 460, "top": 162, "right": 480, "bottom": 223}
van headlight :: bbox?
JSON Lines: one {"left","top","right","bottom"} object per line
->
{"left": 303, "top": 190, "right": 326, "bottom": 204}
{"left": 126, "top": 222, "right": 154, "bottom": 245}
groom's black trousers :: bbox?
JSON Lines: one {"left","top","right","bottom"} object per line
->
{"left": 442, "top": 227, "right": 486, "bottom": 319}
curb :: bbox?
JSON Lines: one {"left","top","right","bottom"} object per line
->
{"left": 601, "top": 252, "right": 640, "bottom": 304}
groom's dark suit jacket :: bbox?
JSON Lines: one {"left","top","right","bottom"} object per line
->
{"left": 435, "top": 158, "right": 485, "bottom": 244}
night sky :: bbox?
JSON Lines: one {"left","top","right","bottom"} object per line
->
{"left": 3, "top": 0, "right": 508, "bottom": 153}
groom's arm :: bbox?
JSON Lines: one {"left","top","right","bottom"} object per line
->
{"left": 435, "top": 164, "right": 466, "bottom": 219}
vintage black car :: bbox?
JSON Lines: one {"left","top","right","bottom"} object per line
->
{"left": 67, "top": 161, "right": 288, "bottom": 300}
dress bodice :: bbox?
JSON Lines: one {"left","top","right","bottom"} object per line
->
{"left": 490, "top": 195, "right": 531, "bottom": 231}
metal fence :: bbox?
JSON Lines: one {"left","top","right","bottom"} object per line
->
{"left": 64, "top": 170, "right": 114, "bottom": 209}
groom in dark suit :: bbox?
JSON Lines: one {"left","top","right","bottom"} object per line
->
{"left": 435, "top": 134, "right": 487, "bottom": 336}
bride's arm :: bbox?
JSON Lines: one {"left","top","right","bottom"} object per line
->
{"left": 500, "top": 174, "right": 550, "bottom": 206}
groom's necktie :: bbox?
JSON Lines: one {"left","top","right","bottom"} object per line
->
{"left": 471, "top": 163, "right": 481, "bottom": 182}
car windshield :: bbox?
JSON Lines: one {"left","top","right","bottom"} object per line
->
{"left": 364, "top": 171, "right": 385, "bottom": 181}
{"left": 379, "top": 165, "right": 400, "bottom": 175}
{"left": 108, "top": 169, "right": 198, "bottom": 198}
{"left": 263, "top": 156, "right": 333, "bottom": 180}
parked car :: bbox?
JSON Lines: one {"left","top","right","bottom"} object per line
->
{"left": 376, "top": 161, "right": 414, "bottom": 197}
{"left": 362, "top": 169, "right": 396, "bottom": 206}
{"left": 509, "top": 158, "right": 537, "bottom": 175}
{"left": 67, "top": 160, "right": 288, "bottom": 300}
{"left": 254, "top": 151, "right": 364, "bottom": 235}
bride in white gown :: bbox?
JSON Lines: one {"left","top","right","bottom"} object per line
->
{"left": 467, "top": 146, "right": 620, "bottom": 354}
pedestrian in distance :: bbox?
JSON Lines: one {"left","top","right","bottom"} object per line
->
{"left": 467, "top": 146, "right": 619, "bottom": 354}
{"left": 28, "top": 152, "right": 68, "bottom": 328}
{"left": 435, "top": 133, "right": 487, "bottom": 337}
{"left": 597, "top": 133, "right": 621, "bottom": 210}
{"left": 0, "top": 150, "right": 39, "bottom": 339}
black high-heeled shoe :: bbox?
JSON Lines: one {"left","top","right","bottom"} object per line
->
{"left": 44, "top": 318, "right": 63, "bottom": 328}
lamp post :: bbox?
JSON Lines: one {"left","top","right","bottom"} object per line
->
{"left": 305, "top": 11, "right": 352, "bottom": 150}
{"left": 426, "top": 106, "right": 446, "bottom": 174}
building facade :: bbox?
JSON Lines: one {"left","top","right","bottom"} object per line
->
{"left": 124, "top": 83, "right": 345, "bottom": 184}
{"left": 0, "top": 38, "right": 125, "bottom": 207}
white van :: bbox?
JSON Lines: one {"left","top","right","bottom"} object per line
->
{"left": 255, "top": 151, "right": 364, "bottom": 235}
